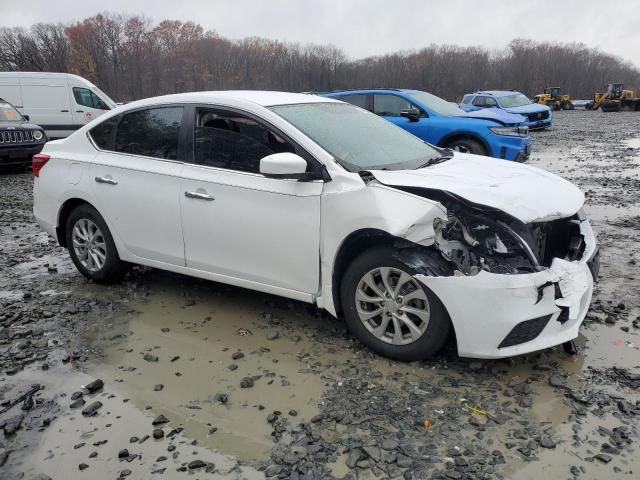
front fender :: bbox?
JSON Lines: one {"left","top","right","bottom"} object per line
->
{"left": 319, "top": 178, "right": 447, "bottom": 316}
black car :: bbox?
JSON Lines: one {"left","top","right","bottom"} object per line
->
{"left": 0, "top": 98, "right": 47, "bottom": 167}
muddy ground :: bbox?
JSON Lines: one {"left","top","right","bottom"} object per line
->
{"left": 1, "top": 110, "right": 639, "bottom": 480}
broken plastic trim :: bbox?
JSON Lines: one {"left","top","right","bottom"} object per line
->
{"left": 376, "top": 183, "right": 587, "bottom": 277}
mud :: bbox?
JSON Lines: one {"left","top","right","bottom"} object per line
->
{"left": 1, "top": 110, "right": 639, "bottom": 479}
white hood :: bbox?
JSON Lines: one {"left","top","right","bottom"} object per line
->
{"left": 370, "top": 153, "right": 584, "bottom": 223}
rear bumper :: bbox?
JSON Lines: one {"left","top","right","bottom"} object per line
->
{"left": 416, "top": 220, "right": 597, "bottom": 359}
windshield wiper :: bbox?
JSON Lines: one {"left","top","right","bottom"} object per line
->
{"left": 416, "top": 150, "right": 454, "bottom": 169}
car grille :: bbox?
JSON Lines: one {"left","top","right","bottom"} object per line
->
{"left": 0, "top": 130, "right": 35, "bottom": 144}
{"left": 527, "top": 111, "right": 549, "bottom": 121}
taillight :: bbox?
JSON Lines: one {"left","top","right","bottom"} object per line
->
{"left": 32, "top": 154, "right": 50, "bottom": 177}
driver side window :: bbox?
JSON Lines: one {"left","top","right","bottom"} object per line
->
{"left": 73, "top": 87, "right": 109, "bottom": 110}
{"left": 372, "top": 94, "right": 416, "bottom": 117}
{"left": 194, "top": 109, "right": 295, "bottom": 174}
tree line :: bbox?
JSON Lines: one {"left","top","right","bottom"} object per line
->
{"left": 1, "top": 13, "right": 639, "bottom": 103}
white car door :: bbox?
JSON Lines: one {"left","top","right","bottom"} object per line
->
{"left": 88, "top": 105, "right": 186, "bottom": 266}
{"left": 179, "top": 106, "right": 323, "bottom": 299}
{"left": 71, "top": 86, "right": 112, "bottom": 126}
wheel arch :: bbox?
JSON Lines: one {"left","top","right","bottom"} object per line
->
{"left": 437, "top": 131, "right": 491, "bottom": 156}
{"left": 331, "top": 228, "right": 396, "bottom": 317}
{"left": 56, "top": 197, "right": 99, "bottom": 248}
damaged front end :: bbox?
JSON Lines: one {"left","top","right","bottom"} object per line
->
{"left": 388, "top": 186, "right": 598, "bottom": 358}
{"left": 411, "top": 188, "right": 595, "bottom": 280}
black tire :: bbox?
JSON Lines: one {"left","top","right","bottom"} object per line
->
{"left": 446, "top": 138, "right": 486, "bottom": 156}
{"left": 340, "top": 246, "right": 452, "bottom": 361}
{"left": 65, "top": 204, "right": 128, "bottom": 283}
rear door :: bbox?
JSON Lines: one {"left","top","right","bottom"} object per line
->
{"left": 372, "top": 93, "right": 429, "bottom": 139}
{"left": 89, "top": 105, "right": 186, "bottom": 266}
{"left": 19, "top": 77, "right": 74, "bottom": 138}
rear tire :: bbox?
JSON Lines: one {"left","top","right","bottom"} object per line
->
{"left": 446, "top": 138, "right": 486, "bottom": 156}
{"left": 65, "top": 204, "right": 128, "bottom": 284}
{"left": 340, "top": 246, "right": 452, "bottom": 361}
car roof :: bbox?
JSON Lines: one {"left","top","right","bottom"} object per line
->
{"left": 121, "top": 91, "right": 339, "bottom": 109}
{"left": 474, "top": 90, "right": 522, "bottom": 97}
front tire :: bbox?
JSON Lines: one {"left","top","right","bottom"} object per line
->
{"left": 446, "top": 138, "right": 486, "bottom": 156}
{"left": 340, "top": 246, "right": 452, "bottom": 361}
{"left": 65, "top": 204, "right": 128, "bottom": 283}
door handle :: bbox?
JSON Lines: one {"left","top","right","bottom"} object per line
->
{"left": 95, "top": 176, "right": 118, "bottom": 185}
{"left": 76, "top": 110, "right": 84, "bottom": 113}
{"left": 185, "top": 191, "right": 215, "bottom": 201}
{"left": 61, "top": 109, "right": 69, "bottom": 113}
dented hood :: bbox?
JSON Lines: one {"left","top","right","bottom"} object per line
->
{"left": 370, "top": 153, "right": 585, "bottom": 223}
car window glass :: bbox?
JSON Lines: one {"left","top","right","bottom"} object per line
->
{"left": 73, "top": 87, "right": 110, "bottom": 110}
{"left": 194, "top": 109, "right": 295, "bottom": 173}
{"left": 485, "top": 97, "right": 498, "bottom": 107}
{"left": 461, "top": 96, "right": 473, "bottom": 104}
{"left": 89, "top": 115, "right": 120, "bottom": 150}
{"left": 372, "top": 94, "right": 414, "bottom": 116}
{"left": 114, "top": 107, "right": 183, "bottom": 160}
{"left": 336, "top": 94, "right": 368, "bottom": 109}
{"left": 472, "top": 96, "right": 486, "bottom": 107}
{"left": 0, "top": 101, "right": 24, "bottom": 122}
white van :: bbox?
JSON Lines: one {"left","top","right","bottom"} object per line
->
{"left": 0, "top": 72, "right": 117, "bottom": 139}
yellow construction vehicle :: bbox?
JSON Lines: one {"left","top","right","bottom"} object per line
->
{"left": 586, "top": 83, "right": 640, "bottom": 112}
{"left": 533, "top": 87, "right": 574, "bottom": 110}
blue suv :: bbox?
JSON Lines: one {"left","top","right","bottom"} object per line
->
{"left": 460, "top": 91, "right": 552, "bottom": 129}
{"left": 323, "top": 89, "right": 531, "bottom": 162}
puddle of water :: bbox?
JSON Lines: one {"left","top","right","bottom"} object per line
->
{"left": 86, "top": 279, "right": 330, "bottom": 461}
{"left": 625, "top": 138, "right": 640, "bottom": 149}
{"left": 1, "top": 364, "right": 264, "bottom": 479}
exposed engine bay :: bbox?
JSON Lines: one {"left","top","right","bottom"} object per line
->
{"left": 391, "top": 186, "right": 587, "bottom": 277}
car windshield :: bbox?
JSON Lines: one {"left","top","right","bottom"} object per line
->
{"left": 404, "top": 90, "right": 464, "bottom": 116}
{"left": 269, "top": 102, "right": 442, "bottom": 171}
{"left": 0, "top": 102, "right": 24, "bottom": 122}
{"left": 499, "top": 94, "right": 532, "bottom": 108}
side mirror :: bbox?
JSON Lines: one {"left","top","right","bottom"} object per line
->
{"left": 400, "top": 108, "right": 421, "bottom": 122}
{"left": 260, "top": 152, "right": 313, "bottom": 180}
{"left": 23, "top": 114, "right": 30, "bottom": 121}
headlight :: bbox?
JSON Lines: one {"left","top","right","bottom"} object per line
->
{"left": 433, "top": 212, "right": 539, "bottom": 275}
{"left": 33, "top": 130, "right": 44, "bottom": 141}
{"left": 489, "top": 126, "right": 528, "bottom": 137}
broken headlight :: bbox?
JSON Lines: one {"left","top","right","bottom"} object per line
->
{"left": 433, "top": 213, "right": 539, "bottom": 275}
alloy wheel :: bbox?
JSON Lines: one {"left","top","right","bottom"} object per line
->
{"left": 355, "top": 267, "right": 430, "bottom": 345}
{"left": 72, "top": 218, "right": 107, "bottom": 272}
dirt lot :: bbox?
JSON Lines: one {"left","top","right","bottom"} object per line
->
{"left": 1, "top": 110, "right": 639, "bottom": 480}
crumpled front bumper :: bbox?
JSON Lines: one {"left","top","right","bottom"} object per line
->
{"left": 415, "top": 220, "right": 598, "bottom": 359}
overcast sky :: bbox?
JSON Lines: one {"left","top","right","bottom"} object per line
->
{"left": 1, "top": 0, "right": 639, "bottom": 66}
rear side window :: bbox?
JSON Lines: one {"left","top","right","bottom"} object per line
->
{"left": 472, "top": 96, "right": 486, "bottom": 107}
{"left": 373, "top": 94, "right": 415, "bottom": 116}
{"left": 461, "top": 95, "right": 473, "bottom": 104}
{"left": 73, "top": 87, "right": 110, "bottom": 110}
{"left": 89, "top": 106, "right": 183, "bottom": 160}
{"left": 336, "top": 94, "right": 369, "bottom": 109}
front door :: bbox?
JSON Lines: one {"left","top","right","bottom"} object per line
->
{"left": 89, "top": 105, "right": 186, "bottom": 266}
{"left": 179, "top": 107, "right": 322, "bottom": 297}
{"left": 71, "top": 86, "right": 111, "bottom": 127}
{"left": 372, "top": 93, "right": 428, "bottom": 138}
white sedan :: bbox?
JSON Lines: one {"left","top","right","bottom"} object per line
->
{"left": 32, "top": 91, "right": 599, "bottom": 360}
